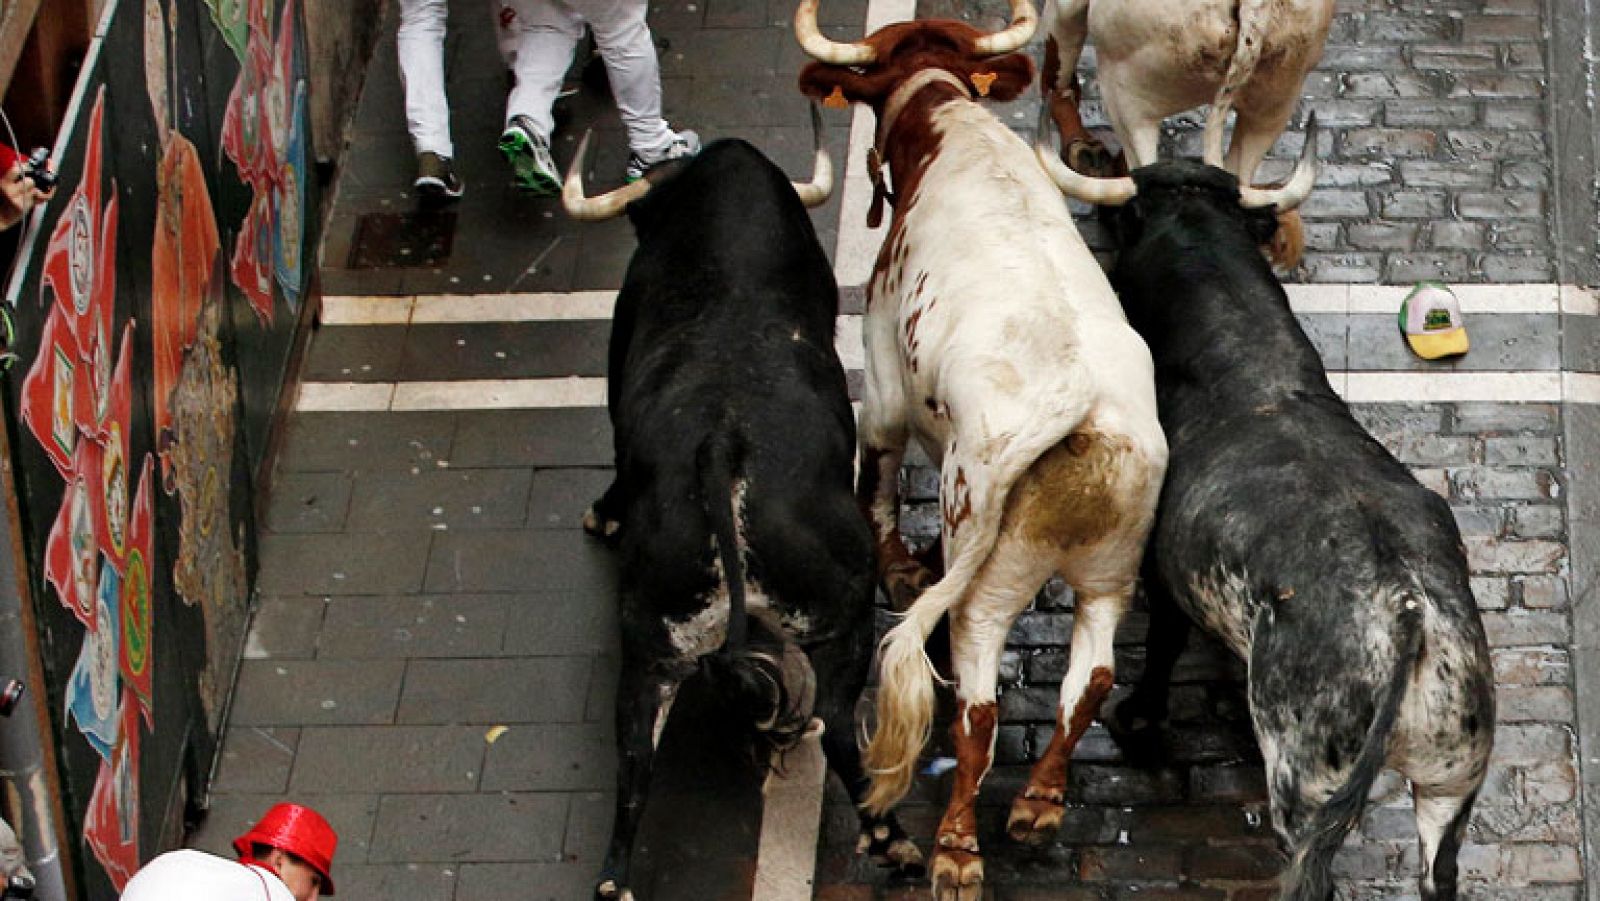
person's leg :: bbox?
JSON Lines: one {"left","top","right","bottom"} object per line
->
{"left": 398, "top": 0, "right": 453, "bottom": 158}
{"left": 577, "top": 0, "right": 698, "bottom": 177}
{"left": 493, "top": 0, "right": 584, "bottom": 193}
{"left": 494, "top": 0, "right": 584, "bottom": 141}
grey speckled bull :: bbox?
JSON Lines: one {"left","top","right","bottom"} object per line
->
{"left": 1091, "top": 159, "right": 1495, "bottom": 901}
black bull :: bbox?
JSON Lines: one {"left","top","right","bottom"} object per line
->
{"left": 1101, "top": 162, "right": 1495, "bottom": 901}
{"left": 580, "top": 140, "right": 923, "bottom": 900}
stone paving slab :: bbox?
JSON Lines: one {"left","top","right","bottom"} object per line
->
{"left": 345, "top": 468, "right": 534, "bottom": 532}
{"left": 230, "top": 659, "right": 408, "bottom": 726}
{"left": 397, "top": 657, "right": 594, "bottom": 724}
{"left": 278, "top": 411, "right": 457, "bottom": 473}
{"left": 368, "top": 793, "right": 568, "bottom": 863}
{"left": 449, "top": 408, "right": 612, "bottom": 467}
{"left": 288, "top": 725, "right": 487, "bottom": 794}
{"left": 317, "top": 594, "right": 512, "bottom": 659}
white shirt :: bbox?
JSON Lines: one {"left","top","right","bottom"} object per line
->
{"left": 119, "top": 850, "right": 296, "bottom": 901}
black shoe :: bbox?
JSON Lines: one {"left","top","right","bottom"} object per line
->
{"left": 414, "top": 151, "right": 464, "bottom": 201}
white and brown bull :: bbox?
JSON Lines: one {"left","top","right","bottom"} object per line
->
{"left": 796, "top": 3, "right": 1167, "bottom": 898}
{"left": 1041, "top": 0, "right": 1335, "bottom": 266}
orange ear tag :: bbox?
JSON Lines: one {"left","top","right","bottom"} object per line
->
{"left": 971, "top": 71, "right": 997, "bottom": 97}
{"left": 824, "top": 86, "right": 849, "bottom": 108}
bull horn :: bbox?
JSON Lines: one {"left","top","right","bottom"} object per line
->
{"left": 1033, "top": 104, "right": 1137, "bottom": 206}
{"left": 792, "top": 103, "right": 834, "bottom": 207}
{"left": 794, "top": 0, "right": 876, "bottom": 65}
{"left": 562, "top": 129, "right": 655, "bottom": 221}
{"left": 1238, "top": 112, "right": 1320, "bottom": 211}
{"left": 972, "top": 0, "right": 1038, "bottom": 56}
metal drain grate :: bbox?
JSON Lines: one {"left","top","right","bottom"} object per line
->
{"left": 347, "top": 210, "right": 457, "bottom": 268}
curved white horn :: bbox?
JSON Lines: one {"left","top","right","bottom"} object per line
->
{"left": 1033, "top": 104, "right": 1136, "bottom": 206}
{"left": 1239, "top": 112, "right": 1320, "bottom": 211}
{"left": 792, "top": 104, "right": 834, "bottom": 207}
{"left": 972, "top": 0, "right": 1038, "bottom": 56}
{"left": 562, "top": 129, "right": 655, "bottom": 221}
{"left": 794, "top": 0, "right": 877, "bottom": 65}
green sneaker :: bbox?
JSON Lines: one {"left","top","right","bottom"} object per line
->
{"left": 499, "top": 115, "right": 560, "bottom": 196}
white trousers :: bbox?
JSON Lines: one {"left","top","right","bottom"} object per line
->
{"left": 397, "top": 0, "right": 454, "bottom": 158}
{"left": 493, "top": 0, "right": 674, "bottom": 156}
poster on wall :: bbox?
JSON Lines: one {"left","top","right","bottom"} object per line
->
{"left": 0, "top": 0, "right": 317, "bottom": 895}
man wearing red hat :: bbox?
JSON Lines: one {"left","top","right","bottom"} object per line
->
{"left": 119, "top": 802, "right": 337, "bottom": 900}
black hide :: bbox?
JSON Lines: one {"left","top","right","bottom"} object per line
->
{"left": 1105, "top": 161, "right": 1494, "bottom": 901}
{"left": 587, "top": 139, "right": 920, "bottom": 900}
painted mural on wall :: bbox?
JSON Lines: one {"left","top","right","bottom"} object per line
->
{"left": 17, "top": 87, "right": 155, "bottom": 890}
{"left": 0, "top": 0, "right": 316, "bottom": 895}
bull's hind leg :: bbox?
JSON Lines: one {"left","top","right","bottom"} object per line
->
{"left": 857, "top": 318, "right": 931, "bottom": 610}
{"left": 933, "top": 538, "right": 1054, "bottom": 901}
{"left": 1007, "top": 584, "right": 1130, "bottom": 843}
{"left": 595, "top": 660, "right": 682, "bottom": 900}
{"left": 1107, "top": 569, "right": 1190, "bottom": 766}
{"left": 1415, "top": 788, "right": 1477, "bottom": 901}
{"left": 805, "top": 620, "right": 926, "bottom": 882}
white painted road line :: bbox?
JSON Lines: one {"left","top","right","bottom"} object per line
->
{"left": 319, "top": 295, "right": 415, "bottom": 325}
{"left": 412, "top": 291, "right": 617, "bottom": 323}
{"left": 296, "top": 382, "right": 398, "bottom": 412}
{"left": 295, "top": 370, "right": 1600, "bottom": 411}
{"left": 1342, "top": 371, "right": 1563, "bottom": 404}
{"left": 321, "top": 284, "right": 1585, "bottom": 330}
{"left": 390, "top": 377, "right": 609, "bottom": 411}
{"left": 1565, "top": 372, "right": 1600, "bottom": 405}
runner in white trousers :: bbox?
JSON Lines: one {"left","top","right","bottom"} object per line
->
{"left": 398, "top": 0, "right": 698, "bottom": 200}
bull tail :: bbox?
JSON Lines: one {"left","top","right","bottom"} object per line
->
{"left": 1204, "top": 0, "right": 1271, "bottom": 168}
{"left": 1279, "top": 588, "right": 1425, "bottom": 900}
{"left": 696, "top": 436, "right": 809, "bottom": 755}
{"left": 862, "top": 412, "right": 1072, "bottom": 815}
{"left": 700, "top": 434, "right": 750, "bottom": 653}
{"left": 860, "top": 570, "right": 964, "bottom": 814}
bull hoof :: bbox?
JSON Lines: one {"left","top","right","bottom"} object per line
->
{"left": 931, "top": 847, "right": 985, "bottom": 901}
{"left": 581, "top": 504, "right": 622, "bottom": 543}
{"left": 884, "top": 561, "right": 936, "bottom": 611}
{"left": 857, "top": 821, "right": 926, "bottom": 883}
{"left": 1007, "top": 789, "right": 1066, "bottom": 844}
{"left": 1064, "top": 138, "right": 1118, "bottom": 179}
{"left": 594, "top": 878, "right": 634, "bottom": 900}
{"left": 1106, "top": 697, "right": 1168, "bottom": 767}
{"left": 1268, "top": 209, "right": 1306, "bottom": 270}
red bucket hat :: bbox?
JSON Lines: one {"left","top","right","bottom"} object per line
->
{"left": 233, "top": 802, "right": 338, "bottom": 895}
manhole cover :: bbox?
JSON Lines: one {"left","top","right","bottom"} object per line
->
{"left": 348, "top": 210, "right": 456, "bottom": 268}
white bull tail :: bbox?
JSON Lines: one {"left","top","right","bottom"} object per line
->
{"left": 1203, "top": 0, "right": 1271, "bottom": 168}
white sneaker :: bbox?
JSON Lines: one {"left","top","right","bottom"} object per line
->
{"left": 625, "top": 130, "right": 702, "bottom": 182}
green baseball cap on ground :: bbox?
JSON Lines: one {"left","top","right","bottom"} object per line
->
{"left": 1399, "top": 281, "right": 1469, "bottom": 360}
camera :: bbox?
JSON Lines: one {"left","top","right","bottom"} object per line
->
{"left": 18, "top": 149, "right": 53, "bottom": 193}
{"left": 0, "top": 873, "right": 32, "bottom": 900}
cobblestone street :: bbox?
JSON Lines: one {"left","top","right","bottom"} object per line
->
{"left": 191, "top": 0, "right": 1600, "bottom": 897}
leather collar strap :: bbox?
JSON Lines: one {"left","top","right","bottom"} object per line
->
{"left": 867, "top": 69, "right": 973, "bottom": 226}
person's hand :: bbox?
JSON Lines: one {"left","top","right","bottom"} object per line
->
{"left": 0, "top": 162, "right": 54, "bottom": 231}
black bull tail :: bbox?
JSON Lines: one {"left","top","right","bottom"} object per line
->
{"left": 695, "top": 435, "right": 814, "bottom": 762}
{"left": 1280, "top": 595, "right": 1425, "bottom": 900}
